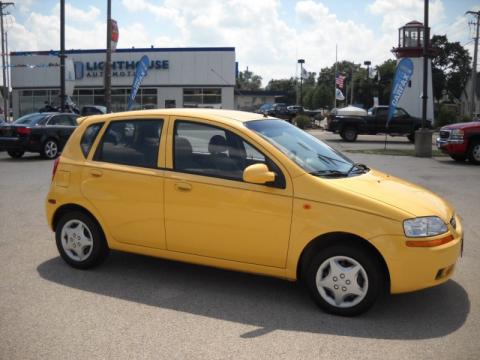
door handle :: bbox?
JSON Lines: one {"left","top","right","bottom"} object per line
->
{"left": 175, "top": 182, "right": 192, "bottom": 192}
{"left": 90, "top": 169, "right": 103, "bottom": 178}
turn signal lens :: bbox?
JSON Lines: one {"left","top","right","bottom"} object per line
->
{"left": 406, "top": 234, "right": 454, "bottom": 247}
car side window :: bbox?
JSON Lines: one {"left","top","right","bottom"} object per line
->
{"left": 67, "top": 115, "right": 79, "bottom": 126}
{"left": 173, "top": 120, "right": 285, "bottom": 187}
{"left": 394, "top": 108, "right": 407, "bottom": 117}
{"left": 94, "top": 119, "right": 163, "bottom": 168}
{"left": 48, "top": 115, "right": 72, "bottom": 126}
{"left": 80, "top": 123, "right": 104, "bottom": 158}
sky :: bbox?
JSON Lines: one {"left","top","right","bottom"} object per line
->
{"left": 6, "top": 0, "right": 480, "bottom": 85}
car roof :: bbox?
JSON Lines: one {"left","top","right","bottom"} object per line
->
{"left": 78, "top": 109, "right": 269, "bottom": 126}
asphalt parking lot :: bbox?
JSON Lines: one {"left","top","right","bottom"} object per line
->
{"left": 1, "top": 133, "right": 479, "bottom": 359}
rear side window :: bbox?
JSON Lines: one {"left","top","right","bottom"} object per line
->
{"left": 94, "top": 119, "right": 163, "bottom": 168}
{"left": 80, "top": 123, "right": 103, "bottom": 158}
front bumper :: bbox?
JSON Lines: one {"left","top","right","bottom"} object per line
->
{"left": 436, "top": 137, "right": 467, "bottom": 155}
{"left": 372, "top": 215, "right": 463, "bottom": 294}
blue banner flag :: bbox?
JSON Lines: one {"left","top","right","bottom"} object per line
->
{"left": 387, "top": 58, "right": 414, "bottom": 126}
{"left": 127, "top": 55, "right": 150, "bottom": 110}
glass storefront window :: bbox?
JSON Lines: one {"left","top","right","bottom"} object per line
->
{"left": 183, "top": 88, "right": 221, "bottom": 107}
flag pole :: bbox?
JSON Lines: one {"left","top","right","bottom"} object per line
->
{"left": 334, "top": 44, "right": 337, "bottom": 109}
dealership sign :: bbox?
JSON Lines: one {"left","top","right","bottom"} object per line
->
{"left": 74, "top": 59, "right": 169, "bottom": 79}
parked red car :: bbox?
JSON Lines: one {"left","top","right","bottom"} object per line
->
{"left": 436, "top": 120, "right": 480, "bottom": 164}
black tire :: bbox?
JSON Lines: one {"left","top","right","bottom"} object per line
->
{"left": 55, "top": 211, "right": 109, "bottom": 269}
{"left": 7, "top": 150, "right": 24, "bottom": 158}
{"left": 41, "top": 139, "right": 59, "bottom": 159}
{"left": 304, "top": 244, "right": 383, "bottom": 316}
{"left": 467, "top": 141, "right": 480, "bottom": 165}
{"left": 340, "top": 127, "right": 358, "bottom": 142}
{"left": 407, "top": 133, "right": 415, "bottom": 143}
{"left": 450, "top": 154, "right": 466, "bottom": 162}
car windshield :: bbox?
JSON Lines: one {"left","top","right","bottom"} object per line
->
{"left": 14, "top": 113, "right": 45, "bottom": 125}
{"left": 245, "top": 119, "right": 355, "bottom": 176}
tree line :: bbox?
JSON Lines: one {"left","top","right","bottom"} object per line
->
{"left": 236, "top": 35, "right": 472, "bottom": 111}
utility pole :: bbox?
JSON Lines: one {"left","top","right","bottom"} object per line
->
{"left": 0, "top": 2, "right": 13, "bottom": 121}
{"left": 104, "top": 0, "right": 112, "bottom": 113}
{"left": 467, "top": 10, "right": 480, "bottom": 117}
{"left": 60, "top": 0, "right": 65, "bottom": 112}
{"left": 421, "top": 1, "right": 429, "bottom": 130}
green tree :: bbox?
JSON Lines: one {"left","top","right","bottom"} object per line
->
{"left": 236, "top": 69, "right": 262, "bottom": 90}
{"left": 376, "top": 59, "right": 396, "bottom": 105}
{"left": 265, "top": 77, "right": 297, "bottom": 105}
{"left": 431, "top": 35, "right": 472, "bottom": 102}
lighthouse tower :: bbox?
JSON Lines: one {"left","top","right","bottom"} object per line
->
{"left": 392, "top": 21, "right": 435, "bottom": 124}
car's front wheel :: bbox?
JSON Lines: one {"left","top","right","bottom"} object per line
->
{"left": 468, "top": 141, "right": 480, "bottom": 165}
{"left": 305, "top": 244, "right": 383, "bottom": 316}
{"left": 7, "top": 150, "right": 24, "bottom": 158}
{"left": 55, "top": 211, "right": 109, "bottom": 269}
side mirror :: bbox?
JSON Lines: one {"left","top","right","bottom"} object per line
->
{"left": 243, "top": 163, "right": 275, "bottom": 184}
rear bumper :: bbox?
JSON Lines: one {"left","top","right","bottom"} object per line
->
{"left": 0, "top": 137, "right": 42, "bottom": 152}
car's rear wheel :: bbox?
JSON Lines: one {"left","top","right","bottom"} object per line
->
{"left": 467, "top": 141, "right": 480, "bottom": 165}
{"left": 407, "top": 132, "right": 415, "bottom": 143}
{"left": 304, "top": 244, "right": 383, "bottom": 316}
{"left": 340, "top": 127, "right": 358, "bottom": 142}
{"left": 42, "top": 139, "right": 59, "bottom": 159}
{"left": 7, "top": 150, "right": 24, "bottom": 158}
{"left": 55, "top": 211, "right": 109, "bottom": 269}
{"left": 450, "top": 154, "right": 466, "bottom": 162}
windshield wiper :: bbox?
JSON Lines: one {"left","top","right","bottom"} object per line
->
{"left": 347, "top": 163, "right": 370, "bottom": 175}
{"left": 309, "top": 169, "right": 349, "bottom": 177}
{"left": 316, "top": 153, "right": 350, "bottom": 165}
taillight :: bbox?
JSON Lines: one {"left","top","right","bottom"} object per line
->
{"left": 16, "top": 127, "right": 32, "bottom": 135}
{"left": 52, "top": 157, "right": 60, "bottom": 182}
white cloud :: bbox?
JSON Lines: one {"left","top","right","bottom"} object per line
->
{"left": 9, "top": 0, "right": 474, "bottom": 85}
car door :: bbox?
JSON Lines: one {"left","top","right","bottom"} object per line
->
{"left": 47, "top": 114, "right": 76, "bottom": 148}
{"left": 164, "top": 117, "right": 293, "bottom": 268}
{"left": 80, "top": 118, "right": 167, "bottom": 249}
{"left": 389, "top": 108, "right": 413, "bottom": 134}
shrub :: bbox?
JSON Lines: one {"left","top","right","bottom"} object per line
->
{"left": 294, "top": 115, "right": 311, "bottom": 129}
{"left": 460, "top": 115, "right": 472, "bottom": 122}
{"left": 437, "top": 106, "right": 457, "bottom": 127}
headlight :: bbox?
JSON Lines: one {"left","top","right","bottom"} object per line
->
{"left": 403, "top": 216, "right": 448, "bottom": 237}
{"left": 450, "top": 129, "right": 464, "bottom": 143}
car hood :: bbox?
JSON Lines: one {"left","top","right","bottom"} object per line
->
{"left": 441, "top": 121, "right": 480, "bottom": 130}
{"left": 332, "top": 169, "right": 453, "bottom": 221}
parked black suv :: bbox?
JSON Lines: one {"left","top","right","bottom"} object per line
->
{"left": 0, "top": 112, "right": 79, "bottom": 159}
{"left": 257, "top": 103, "right": 293, "bottom": 122}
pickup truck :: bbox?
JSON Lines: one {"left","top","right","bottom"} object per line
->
{"left": 436, "top": 120, "right": 480, "bottom": 164}
{"left": 326, "top": 105, "right": 429, "bottom": 142}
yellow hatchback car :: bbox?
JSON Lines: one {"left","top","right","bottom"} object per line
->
{"left": 46, "top": 109, "right": 463, "bottom": 316}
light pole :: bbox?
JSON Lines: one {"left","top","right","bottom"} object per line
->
{"left": 104, "top": 0, "right": 112, "bottom": 113}
{"left": 298, "top": 59, "right": 305, "bottom": 107}
{"left": 363, "top": 60, "right": 371, "bottom": 79}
